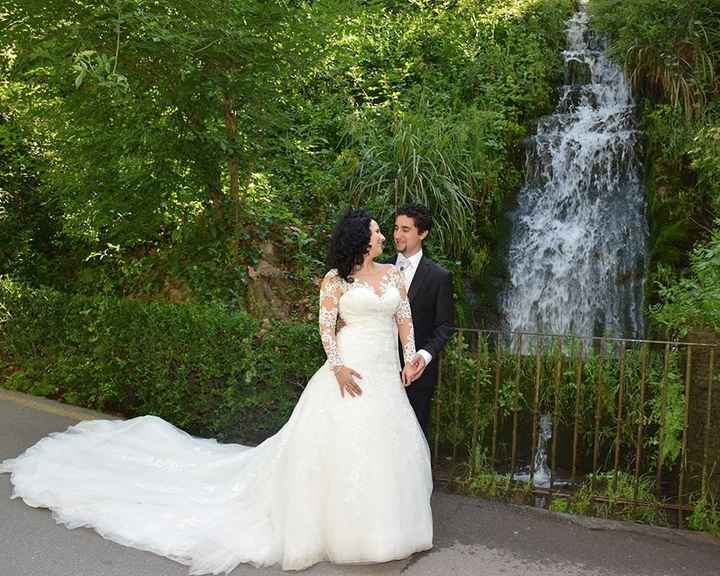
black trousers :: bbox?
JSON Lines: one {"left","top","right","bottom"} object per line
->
{"left": 405, "top": 381, "right": 435, "bottom": 444}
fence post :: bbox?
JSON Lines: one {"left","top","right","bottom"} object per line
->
{"left": 701, "top": 348, "right": 715, "bottom": 499}
{"left": 612, "top": 344, "right": 626, "bottom": 494}
{"left": 511, "top": 333, "right": 523, "bottom": 478}
{"left": 491, "top": 335, "right": 502, "bottom": 470}
{"left": 677, "top": 346, "right": 693, "bottom": 528}
{"left": 529, "top": 338, "right": 543, "bottom": 485}
{"left": 591, "top": 339, "right": 605, "bottom": 493}
{"left": 656, "top": 342, "right": 671, "bottom": 498}
{"left": 550, "top": 335, "right": 563, "bottom": 507}
{"left": 572, "top": 340, "right": 583, "bottom": 482}
{"left": 633, "top": 342, "right": 648, "bottom": 502}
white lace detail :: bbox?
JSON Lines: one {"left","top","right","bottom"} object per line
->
{"left": 318, "top": 269, "right": 346, "bottom": 367}
{"left": 387, "top": 266, "right": 417, "bottom": 364}
{"left": 319, "top": 266, "right": 416, "bottom": 367}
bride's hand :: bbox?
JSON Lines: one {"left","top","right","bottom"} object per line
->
{"left": 332, "top": 365, "right": 363, "bottom": 398}
{"left": 402, "top": 356, "right": 427, "bottom": 386}
{"left": 401, "top": 361, "right": 419, "bottom": 387}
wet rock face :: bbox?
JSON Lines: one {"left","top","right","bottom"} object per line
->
{"left": 565, "top": 58, "right": 592, "bottom": 85}
{"left": 501, "top": 2, "right": 648, "bottom": 340}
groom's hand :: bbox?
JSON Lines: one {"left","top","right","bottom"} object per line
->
{"left": 333, "top": 365, "right": 363, "bottom": 398}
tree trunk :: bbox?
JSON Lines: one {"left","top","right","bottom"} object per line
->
{"left": 222, "top": 94, "right": 241, "bottom": 207}
{"left": 207, "top": 162, "right": 224, "bottom": 235}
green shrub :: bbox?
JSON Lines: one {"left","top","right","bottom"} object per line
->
{"left": 651, "top": 227, "right": 720, "bottom": 334}
{"left": 0, "top": 278, "right": 323, "bottom": 444}
{"left": 589, "top": 0, "right": 718, "bottom": 119}
{"left": 689, "top": 493, "right": 720, "bottom": 537}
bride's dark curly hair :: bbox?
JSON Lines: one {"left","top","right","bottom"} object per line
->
{"left": 328, "top": 208, "right": 374, "bottom": 282}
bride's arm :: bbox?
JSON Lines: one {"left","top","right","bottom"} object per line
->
{"left": 319, "top": 270, "right": 363, "bottom": 398}
{"left": 392, "top": 267, "right": 417, "bottom": 364}
{"left": 318, "top": 270, "right": 344, "bottom": 367}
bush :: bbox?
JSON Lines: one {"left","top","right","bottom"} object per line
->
{"left": 651, "top": 226, "right": 720, "bottom": 335}
{"left": 323, "top": 0, "right": 574, "bottom": 262}
{"left": 588, "top": 0, "right": 720, "bottom": 330}
{"left": 589, "top": 0, "right": 718, "bottom": 119}
{"left": 0, "top": 278, "right": 323, "bottom": 444}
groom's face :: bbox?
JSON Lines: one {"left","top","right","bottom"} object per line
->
{"left": 394, "top": 215, "right": 428, "bottom": 257}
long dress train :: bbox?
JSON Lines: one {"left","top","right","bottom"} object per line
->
{"left": 1, "top": 266, "right": 433, "bottom": 573}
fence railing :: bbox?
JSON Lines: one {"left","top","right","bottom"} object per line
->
{"left": 431, "top": 328, "right": 720, "bottom": 527}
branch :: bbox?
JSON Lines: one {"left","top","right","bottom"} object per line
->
{"left": 112, "top": 2, "right": 121, "bottom": 75}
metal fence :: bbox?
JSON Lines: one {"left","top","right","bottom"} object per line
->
{"left": 431, "top": 329, "right": 720, "bottom": 527}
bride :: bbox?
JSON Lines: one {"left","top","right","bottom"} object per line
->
{"left": 1, "top": 208, "right": 434, "bottom": 574}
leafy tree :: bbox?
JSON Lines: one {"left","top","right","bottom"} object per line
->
{"left": 1, "top": 0, "right": 312, "bottom": 248}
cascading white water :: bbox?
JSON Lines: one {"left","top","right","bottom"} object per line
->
{"left": 502, "top": 2, "right": 647, "bottom": 340}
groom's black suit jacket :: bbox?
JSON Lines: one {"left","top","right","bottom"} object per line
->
{"left": 390, "top": 254, "right": 455, "bottom": 439}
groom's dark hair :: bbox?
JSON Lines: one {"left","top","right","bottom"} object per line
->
{"left": 396, "top": 204, "right": 432, "bottom": 234}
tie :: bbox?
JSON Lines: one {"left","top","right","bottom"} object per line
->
{"left": 397, "top": 256, "right": 412, "bottom": 285}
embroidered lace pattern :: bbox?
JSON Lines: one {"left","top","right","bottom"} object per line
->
{"left": 319, "top": 269, "right": 346, "bottom": 367}
{"left": 385, "top": 267, "right": 416, "bottom": 364}
{"left": 318, "top": 266, "right": 416, "bottom": 367}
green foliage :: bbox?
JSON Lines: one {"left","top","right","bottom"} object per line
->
{"left": 433, "top": 332, "right": 497, "bottom": 468}
{"left": 0, "top": 0, "right": 306, "bottom": 248}
{"left": 0, "top": 277, "right": 322, "bottom": 443}
{"left": 434, "top": 334, "right": 690, "bottom": 489}
{"left": 588, "top": 0, "right": 720, "bottom": 334}
{"left": 690, "top": 116, "right": 720, "bottom": 209}
{"left": 329, "top": 0, "right": 573, "bottom": 260}
{"left": 0, "top": 105, "right": 64, "bottom": 284}
{"left": 571, "top": 472, "right": 665, "bottom": 525}
{"left": 343, "top": 105, "right": 522, "bottom": 259}
{"left": 651, "top": 226, "right": 720, "bottom": 334}
{"left": 688, "top": 493, "right": 720, "bottom": 537}
{"left": 456, "top": 450, "right": 668, "bottom": 527}
{"left": 0, "top": 0, "right": 573, "bottom": 304}
{"left": 456, "top": 447, "right": 531, "bottom": 503}
{"left": 589, "top": 0, "right": 719, "bottom": 120}
{"left": 640, "top": 109, "right": 720, "bottom": 329}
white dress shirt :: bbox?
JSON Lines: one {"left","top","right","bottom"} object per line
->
{"left": 396, "top": 251, "right": 433, "bottom": 367}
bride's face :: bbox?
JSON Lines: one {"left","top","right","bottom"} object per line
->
{"left": 367, "top": 220, "right": 386, "bottom": 260}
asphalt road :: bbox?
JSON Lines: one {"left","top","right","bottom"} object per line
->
{"left": 2, "top": 388, "right": 719, "bottom": 576}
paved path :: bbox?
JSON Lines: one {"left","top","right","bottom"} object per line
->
{"left": 2, "top": 389, "right": 719, "bottom": 576}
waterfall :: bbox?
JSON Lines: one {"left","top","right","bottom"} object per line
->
{"left": 501, "top": 1, "right": 647, "bottom": 340}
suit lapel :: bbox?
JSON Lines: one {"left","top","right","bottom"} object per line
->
{"left": 408, "top": 256, "right": 430, "bottom": 304}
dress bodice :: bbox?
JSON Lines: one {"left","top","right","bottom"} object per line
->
{"left": 338, "top": 279, "right": 402, "bottom": 327}
{"left": 318, "top": 267, "right": 416, "bottom": 368}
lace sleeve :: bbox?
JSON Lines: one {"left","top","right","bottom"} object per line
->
{"left": 391, "top": 266, "right": 416, "bottom": 364}
{"left": 319, "top": 269, "right": 345, "bottom": 368}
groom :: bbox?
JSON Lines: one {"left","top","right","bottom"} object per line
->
{"left": 392, "top": 204, "right": 455, "bottom": 442}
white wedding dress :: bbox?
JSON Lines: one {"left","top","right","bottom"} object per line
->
{"left": 1, "top": 266, "right": 433, "bottom": 574}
